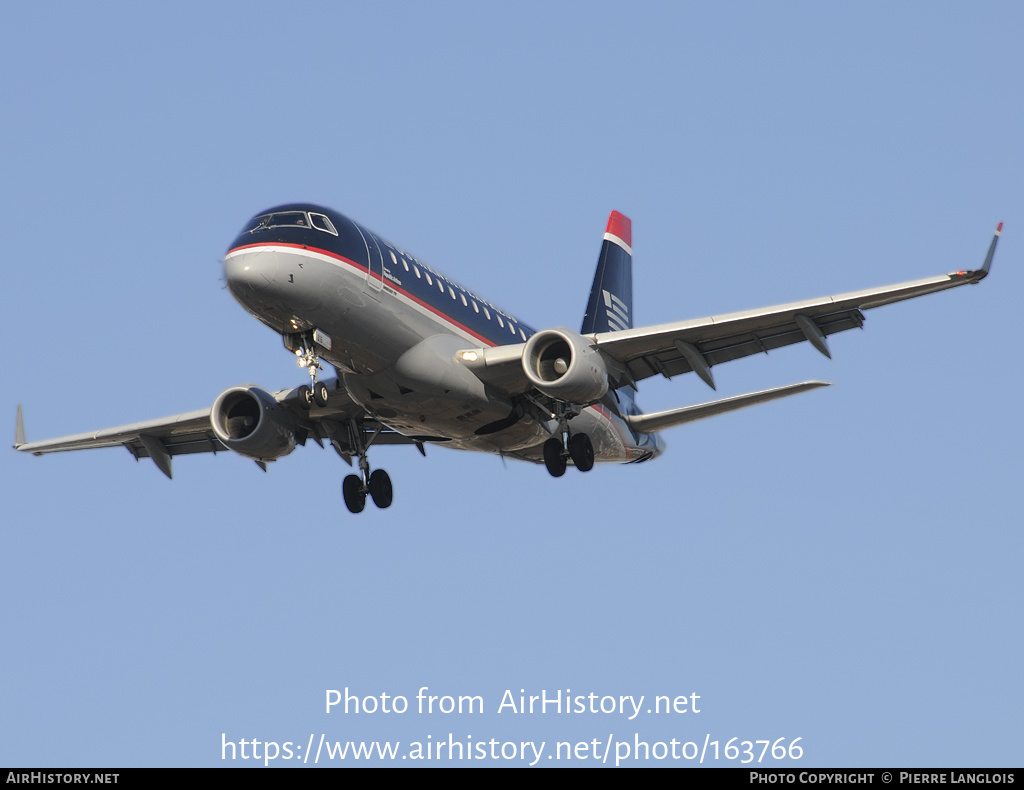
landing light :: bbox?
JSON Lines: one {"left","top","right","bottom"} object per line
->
{"left": 460, "top": 351, "right": 479, "bottom": 362}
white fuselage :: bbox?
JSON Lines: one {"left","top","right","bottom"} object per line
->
{"left": 223, "top": 205, "right": 659, "bottom": 466}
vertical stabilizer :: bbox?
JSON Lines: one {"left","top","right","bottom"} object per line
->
{"left": 581, "top": 211, "right": 633, "bottom": 335}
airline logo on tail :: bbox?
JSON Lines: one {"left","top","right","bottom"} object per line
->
{"left": 581, "top": 210, "right": 634, "bottom": 336}
{"left": 602, "top": 289, "right": 630, "bottom": 331}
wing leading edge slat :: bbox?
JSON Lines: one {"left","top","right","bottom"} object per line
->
{"left": 594, "top": 226, "right": 999, "bottom": 387}
{"left": 14, "top": 381, "right": 423, "bottom": 478}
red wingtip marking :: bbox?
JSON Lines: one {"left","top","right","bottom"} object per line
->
{"left": 606, "top": 211, "right": 632, "bottom": 248}
{"left": 997, "top": 222, "right": 1003, "bottom": 233}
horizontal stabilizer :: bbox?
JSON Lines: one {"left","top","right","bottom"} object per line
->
{"left": 623, "top": 381, "right": 830, "bottom": 434}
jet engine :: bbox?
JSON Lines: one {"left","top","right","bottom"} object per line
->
{"left": 522, "top": 327, "right": 609, "bottom": 403}
{"left": 210, "top": 386, "right": 297, "bottom": 461}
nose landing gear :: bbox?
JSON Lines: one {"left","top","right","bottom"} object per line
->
{"left": 288, "top": 331, "right": 330, "bottom": 409}
{"left": 298, "top": 380, "right": 329, "bottom": 410}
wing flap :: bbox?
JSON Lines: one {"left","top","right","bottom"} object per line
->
{"left": 456, "top": 225, "right": 999, "bottom": 398}
{"left": 624, "top": 308, "right": 865, "bottom": 382}
{"left": 600, "top": 227, "right": 998, "bottom": 386}
{"left": 15, "top": 408, "right": 215, "bottom": 455}
{"left": 13, "top": 379, "right": 425, "bottom": 477}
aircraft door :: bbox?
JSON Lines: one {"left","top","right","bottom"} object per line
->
{"left": 363, "top": 231, "right": 384, "bottom": 294}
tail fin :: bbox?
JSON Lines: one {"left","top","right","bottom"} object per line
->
{"left": 581, "top": 211, "right": 633, "bottom": 335}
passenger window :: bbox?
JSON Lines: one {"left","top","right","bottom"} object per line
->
{"left": 425, "top": 273, "right": 432, "bottom": 285}
{"left": 460, "top": 293, "right": 467, "bottom": 307}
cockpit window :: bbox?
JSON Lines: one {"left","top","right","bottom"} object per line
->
{"left": 245, "top": 211, "right": 309, "bottom": 232}
{"left": 309, "top": 213, "right": 338, "bottom": 235}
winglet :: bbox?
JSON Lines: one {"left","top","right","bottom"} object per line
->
{"left": 956, "top": 222, "right": 1002, "bottom": 282}
{"left": 15, "top": 405, "right": 25, "bottom": 449}
{"left": 978, "top": 225, "right": 1003, "bottom": 278}
{"left": 976, "top": 221, "right": 1002, "bottom": 280}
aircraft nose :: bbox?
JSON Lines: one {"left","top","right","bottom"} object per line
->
{"left": 224, "top": 249, "right": 281, "bottom": 297}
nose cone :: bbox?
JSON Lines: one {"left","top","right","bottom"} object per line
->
{"left": 223, "top": 249, "right": 295, "bottom": 328}
{"left": 224, "top": 249, "right": 281, "bottom": 299}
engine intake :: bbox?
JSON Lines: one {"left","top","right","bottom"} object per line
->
{"left": 211, "top": 386, "right": 296, "bottom": 461}
{"left": 523, "top": 327, "right": 609, "bottom": 403}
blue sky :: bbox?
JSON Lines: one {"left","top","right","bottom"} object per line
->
{"left": 2, "top": 1, "right": 1020, "bottom": 767}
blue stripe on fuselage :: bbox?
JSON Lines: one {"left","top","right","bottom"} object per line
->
{"left": 228, "top": 203, "right": 536, "bottom": 349}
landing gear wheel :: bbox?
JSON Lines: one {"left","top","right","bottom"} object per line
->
{"left": 313, "top": 381, "right": 329, "bottom": 407}
{"left": 568, "top": 433, "right": 595, "bottom": 472}
{"left": 342, "top": 474, "right": 366, "bottom": 513}
{"left": 298, "top": 385, "right": 313, "bottom": 410}
{"left": 543, "top": 437, "right": 567, "bottom": 478}
{"left": 368, "top": 469, "right": 393, "bottom": 509}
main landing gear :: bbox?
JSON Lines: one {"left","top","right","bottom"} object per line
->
{"left": 536, "top": 399, "right": 595, "bottom": 478}
{"left": 286, "top": 331, "right": 392, "bottom": 515}
{"left": 339, "top": 420, "right": 393, "bottom": 514}
{"left": 342, "top": 468, "right": 393, "bottom": 514}
{"left": 543, "top": 432, "right": 595, "bottom": 477}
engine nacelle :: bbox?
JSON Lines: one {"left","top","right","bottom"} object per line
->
{"left": 210, "top": 386, "right": 296, "bottom": 461}
{"left": 522, "top": 327, "right": 609, "bottom": 403}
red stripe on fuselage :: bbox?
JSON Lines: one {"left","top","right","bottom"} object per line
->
{"left": 590, "top": 402, "right": 638, "bottom": 452}
{"left": 227, "top": 242, "right": 640, "bottom": 455}
{"left": 227, "top": 242, "right": 499, "bottom": 348}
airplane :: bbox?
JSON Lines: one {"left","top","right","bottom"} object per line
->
{"left": 14, "top": 205, "right": 1001, "bottom": 514}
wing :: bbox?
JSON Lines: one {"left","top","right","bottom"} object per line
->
{"left": 461, "top": 223, "right": 1001, "bottom": 394}
{"left": 14, "top": 380, "right": 421, "bottom": 479}
{"left": 596, "top": 223, "right": 1001, "bottom": 389}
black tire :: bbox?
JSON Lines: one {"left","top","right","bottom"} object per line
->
{"left": 298, "top": 385, "right": 313, "bottom": 410}
{"left": 543, "top": 437, "right": 567, "bottom": 478}
{"left": 368, "top": 469, "right": 393, "bottom": 509}
{"left": 568, "top": 432, "right": 595, "bottom": 472}
{"left": 342, "top": 474, "right": 365, "bottom": 513}
{"left": 313, "top": 381, "right": 329, "bottom": 407}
